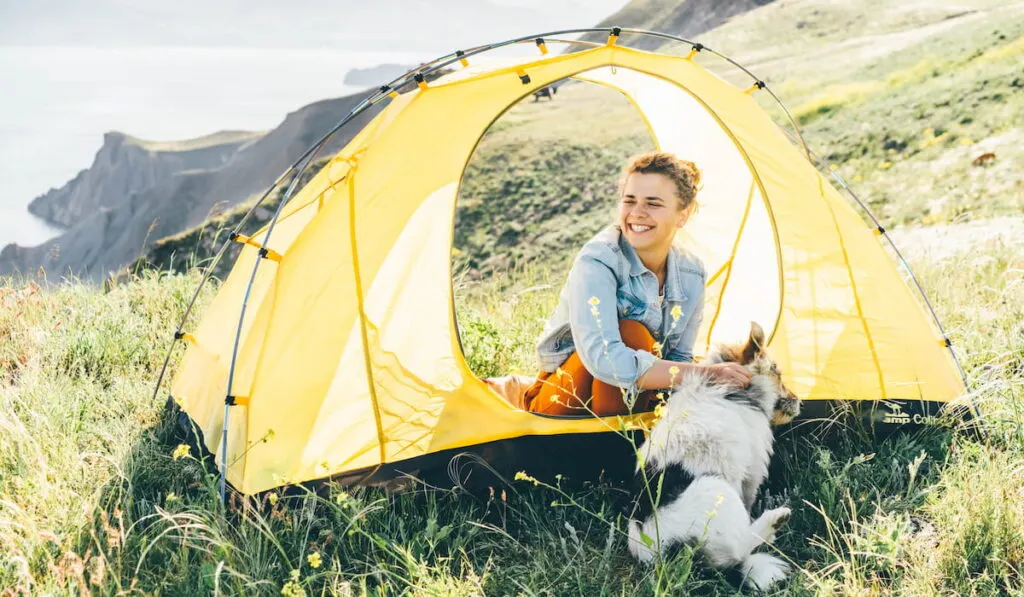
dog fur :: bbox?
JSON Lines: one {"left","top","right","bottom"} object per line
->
{"left": 627, "top": 322, "right": 801, "bottom": 591}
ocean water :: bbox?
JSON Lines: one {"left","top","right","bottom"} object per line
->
{"left": 0, "top": 46, "right": 431, "bottom": 248}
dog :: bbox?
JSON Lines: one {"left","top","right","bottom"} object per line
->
{"left": 627, "top": 322, "right": 801, "bottom": 591}
{"left": 532, "top": 86, "right": 557, "bottom": 102}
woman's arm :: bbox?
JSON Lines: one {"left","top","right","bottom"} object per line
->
{"left": 566, "top": 255, "right": 658, "bottom": 392}
{"left": 636, "top": 358, "right": 751, "bottom": 390}
{"left": 655, "top": 267, "right": 752, "bottom": 389}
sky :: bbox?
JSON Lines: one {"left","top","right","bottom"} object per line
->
{"left": 0, "top": 0, "right": 631, "bottom": 53}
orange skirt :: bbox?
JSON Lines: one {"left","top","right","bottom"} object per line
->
{"left": 525, "top": 319, "right": 660, "bottom": 417}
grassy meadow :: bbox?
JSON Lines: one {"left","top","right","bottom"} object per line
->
{"left": 4, "top": 0, "right": 1024, "bottom": 594}
{"left": 1, "top": 224, "right": 1022, "bottom": 595}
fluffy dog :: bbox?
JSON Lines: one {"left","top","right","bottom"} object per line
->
{"left": 627, "top": 322, "right": 801, "bottom": 591}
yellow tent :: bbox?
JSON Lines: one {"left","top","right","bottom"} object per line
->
{"left": 162, "top": 30, "right": 970, "bottom": 496}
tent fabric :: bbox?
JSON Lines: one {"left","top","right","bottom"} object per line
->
{"left": 170, "top": 43, "right": 966, "bottom": 495}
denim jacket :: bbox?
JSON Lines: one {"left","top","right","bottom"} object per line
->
{"left": 536, "top": 225, "right": 706, "bottom": 392}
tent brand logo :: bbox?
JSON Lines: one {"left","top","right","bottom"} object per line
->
{"left": 882, "top": 402, "right": 911, "bottom": 425}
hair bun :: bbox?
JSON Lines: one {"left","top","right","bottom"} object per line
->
{"left": 678, "top": 159, "right": 702, "bottom": 190}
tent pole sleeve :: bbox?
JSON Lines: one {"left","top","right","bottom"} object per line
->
{"left": 218, "top": 139, "right": 333, "bottom": 502}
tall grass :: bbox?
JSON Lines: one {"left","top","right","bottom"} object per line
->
{"left": 1, "top": 232, "right": 1022, "bottom": 595}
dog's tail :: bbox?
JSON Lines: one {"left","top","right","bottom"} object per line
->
{"left": 738, "top": 552, "right": 789, "bottom": 591}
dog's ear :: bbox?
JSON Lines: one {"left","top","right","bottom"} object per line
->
{"left": 740, "top": 321, "right": 765, "bottom": 364}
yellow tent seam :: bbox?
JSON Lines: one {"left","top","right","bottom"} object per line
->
{"left": 705, "top": 181, "right": 755, "bottom": 348}
{"left": 572, "top": 73, "right": 661, "bottom": 151}
{"left": 705, "top": 259, "right": 730, "bottom": 288}
{"left": 819, "top": 176, "right": 886, "bottom": 396}
{"left": 626, "top": 60, "right": 786, "bottom": 346}
{"left": 346, "top": 168, "right": 388, "bottom": 467}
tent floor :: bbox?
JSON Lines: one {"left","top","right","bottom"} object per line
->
{"left": 167, "top": 397, "right": 972, "bottom": 498}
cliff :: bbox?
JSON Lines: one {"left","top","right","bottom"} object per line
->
{"left": 27, "top": 131, "right": 262, "bottom": 227}
{"left": 0, "top": 92, "right": 385, "bottom": 281}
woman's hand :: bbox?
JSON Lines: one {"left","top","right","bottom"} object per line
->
{"left": 702, "top": 362, "right": 752, "bottom": 389}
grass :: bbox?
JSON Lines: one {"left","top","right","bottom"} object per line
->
{"left": 3, "top": 0, "right": 1023, "bottom": 594}
{"left": 2, "top": 231, "right": 1023, "bottom": 595}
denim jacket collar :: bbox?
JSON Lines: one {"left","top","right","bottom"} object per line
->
{"left": 615, "top": 227, "right": 688, "bottom": 303}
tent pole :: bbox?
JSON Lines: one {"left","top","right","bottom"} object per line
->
{"left": 149, "top": 96, "right": 382, "bottom": 410}
{"left": 217, "top": 144, "right": 328, "bottom": 502}
{"left": 159, "top": 25, "right": 978, "bottom": 502}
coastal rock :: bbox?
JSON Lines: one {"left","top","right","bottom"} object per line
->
{"left": 27, "top": 131, "right": 262, "bottom": 228}
{"left": 0, "top": 92, "right": 384, "bottom": 282}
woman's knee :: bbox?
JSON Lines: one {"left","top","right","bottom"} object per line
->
{"left": 618, "top": 319, "right": 655, "bottom": 351}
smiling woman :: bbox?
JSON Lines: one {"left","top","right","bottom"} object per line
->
{"left": 523, "top": 151, "right": 752, "bottom": 417}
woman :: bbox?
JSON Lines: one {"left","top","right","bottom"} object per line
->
{"left": 525, "top": 151, "right": 751, "bottom": 416}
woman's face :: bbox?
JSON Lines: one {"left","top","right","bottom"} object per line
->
{"left": 617, "top": 172, "right": 691, "bottom": 255}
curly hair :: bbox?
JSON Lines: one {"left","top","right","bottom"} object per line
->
{"left": 618, "top": 151, "right": 702, "bottom": 212}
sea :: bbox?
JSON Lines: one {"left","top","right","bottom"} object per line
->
{"left": 0, "top": 46, "right": 432, "bottom": 248}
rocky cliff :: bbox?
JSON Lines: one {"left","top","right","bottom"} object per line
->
{"left": 27, "top": 131, "right": 262, "bottom": 227}
{"left": 0, "top": 92, "right": 385, "bottom": 282}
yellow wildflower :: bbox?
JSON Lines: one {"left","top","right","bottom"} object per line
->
{"left": 878, "top": 161, "right": 892, "bottom": 170}
{"left": 670, "top": 305, "right": 682, "bottom": 322}
{"left": 514, "top": 471, "right": 540, "bottom": 486}
{"left": 172, "top": 444, "right": 190, "bottom": 460}
{"left": 588, "top": 296, "right": 600, "bottom": 306}
{"left": 268, "top": 493, "right": 280, "bottom": 506}
{"left": 653, "top": 402, "right": 667, "bottom": 420}
{"left": 264, "top": 429, "right": 276, "bottom": 442}
{"left": 281, "top": 569, "right": 306, "bottom": 597}
{"left": 959, "top": 138, "right": 974, "bottom": 146}
{"left": 166, "top": 492, "right": 180, "bottom": 503}
{"left": 307, "top": 552, "right": 322, "bottom": 569}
